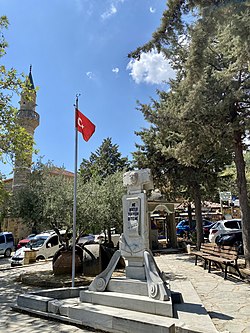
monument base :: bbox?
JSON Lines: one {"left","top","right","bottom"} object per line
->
{"left": 14, "top": 282, "right": 218, "bottom": 333}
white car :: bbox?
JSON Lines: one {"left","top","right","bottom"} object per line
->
{"left": 10, "top": 230, "right": 64, "bottom": 266}
{"left": 209, "top": 219, "right": 242, "bottom": 243}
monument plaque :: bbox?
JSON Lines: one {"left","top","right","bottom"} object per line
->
{"left": 127, "top": 198, "right": 140, "bottom": 235}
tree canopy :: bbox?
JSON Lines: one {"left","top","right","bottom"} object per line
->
{"left": 12, "top": 138, "right": 128, "bottom": 244}
{"left": 0, "top": 16, "right": 35, "bottom": 172}
{"left": 131, "top": 1, "right": 250, "bottom": 256}
{"left": 79, "top": 137, "right": 130, "bottom": 182}
{"left": 79, "top": 138, "right": 129, "bottom": 241}
{"left": 12, "top": 161, "right": 74, "bottom": 233}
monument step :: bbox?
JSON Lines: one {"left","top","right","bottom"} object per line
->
{"left": 79, "top": 289, "right": 173, "bottom": 317}
{"left": 67, "top": 301, "right": 177, "bottom": 333}
{"left": 15, "top": 287, "right": 218, "bottom": 333}
{"left": 170, "top": 280, "right": 218, "bottom": 333}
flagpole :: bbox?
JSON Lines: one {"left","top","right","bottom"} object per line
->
{"left": 72, "top": 94, "right": 80, "bottom": 287}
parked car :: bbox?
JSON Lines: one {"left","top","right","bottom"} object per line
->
{"left": 176, "top": 220, "right": 195, "bottom": 237}
{"left": 203, "top": 220, "right": 216, "bottom": 238}
{"left": 209, "top": 219, "right": 242, "bottom": 243}
{"left": 94, "top": 231, "right": 121, "bottom": 247}
{"left": 77, "top": 234, "right": 95, "bottom": 245}
{"left": 16, "top": 234, "right": 37, "bottom": 249}
{"left": 216, "top": 230, "right": 243, "bottom": 254}
{"left": 176, "top": 219, "right": 214, "bottom": 238}
{"left": 10, "top": 230, "right": 65, "bottom": 266}
{"left": 0, "top": 232, "right": 14, "bottom": 257}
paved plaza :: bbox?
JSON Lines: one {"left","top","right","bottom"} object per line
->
{"left": 0, "top": 258, "right": 96, "bottom": 333}
{"left": 155, "top": 253, "right": 250, "bottom": 333}
{"left": 0, "top": 252, "right": 249, "bottom": 333}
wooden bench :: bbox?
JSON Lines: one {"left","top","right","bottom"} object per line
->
{"left": 192, "top": 243, "right": 243, "bottom": 279}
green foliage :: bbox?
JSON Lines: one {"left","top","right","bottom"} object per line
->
{"left": 12, "top": 143, "right": 127, "bottom": 242}
{"left": 79, "top": 137, "right": 130, "bottom": 182}
{"left": 12, "top": 160, "right": 74, "bottom": 233}
{"left": 131, "top": 0, "right": 250, "bottom": 249}
{"left": 78, "top": 138, "right": 129, "bottom": 241}
{"left": 219, "top": 151, "right": 250, "bottom": 200}
{"left": 0, "top": 179, "right": 10, "bottom": 227}
{"left": 0, "top": 15, "right": 36, "bottom": 191}
{"left": 77, "top": 171, "right": 125, "bottom": 236}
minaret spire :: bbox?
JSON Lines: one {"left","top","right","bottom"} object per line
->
{"left": 28, "top": 64, "right": 35, "bottom": 90}
{"left": 12, "top": 67, "right": 40, "bottom": 192}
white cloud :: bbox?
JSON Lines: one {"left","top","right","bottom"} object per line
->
{"left": 101, "top": 0, "right": 125, "bottom": 20}
{"left": 112, "top": 67, "right": 119, "bottom": 74}
{"left": 149, "top": 7, "right": 156, "bottom": 13}
{"left": 101, "top": 4, "right": 117, "bottom": 20}
{"left": 127, "top": 51, "right": 176, "bottom": 85}
{"left": 86, "top": 71, "right": 94, "bottom": 79}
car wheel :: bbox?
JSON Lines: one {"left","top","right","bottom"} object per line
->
{"left": 36, "top": 255, "right": 45, "bottom": 261}
{"left": 4, "top": 248, "right": 11, "bottom": 257}
{"left": 215, "top": 236, "right": 220, "bottom": 244}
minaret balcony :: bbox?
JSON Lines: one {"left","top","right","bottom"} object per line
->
{"left": 17, "top": 110, "right": 40, "bottom": 122}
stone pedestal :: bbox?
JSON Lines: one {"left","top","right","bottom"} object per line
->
{"left": 23, "top": 249, "right": 37, "bottom": 265}
{"left": 126, "top": 258, "right": 145, "bottom": 280}
{"left": 120, "top": 192, "right": 149, "bottom": 280}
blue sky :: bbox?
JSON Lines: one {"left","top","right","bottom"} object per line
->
{"left": 1, "top": 0, "right": 175, "bottom": 176}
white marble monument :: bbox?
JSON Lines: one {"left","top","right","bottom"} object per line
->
{"left": 89, "top": 169, "right": 171, "bottom": 302}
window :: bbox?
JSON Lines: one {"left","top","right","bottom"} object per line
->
{"left": 224, "top": 221, "right": 241, "bottom": 229}
{"left": 46, "top": 235, "right": 58, "bottom": 248}
{"left": 6, "top": 234, "right": 14, "bottom": 243}
{"left": 0, "top": 235, "right": 5, "bottom": 244}
{"left": 31, "top": 237, "right": 47, "bottom": 248}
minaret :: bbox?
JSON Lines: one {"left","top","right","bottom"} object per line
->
{"left": 12, "top": 66, "right": 40, "bottom": 192}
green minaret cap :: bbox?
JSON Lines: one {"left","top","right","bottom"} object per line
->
{"left": 28, "top": 65, "right": 35, "bottom": 90}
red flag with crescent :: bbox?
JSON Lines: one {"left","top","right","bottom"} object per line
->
{"left": 75, "top": 109, "right": 95, "bottom": 141}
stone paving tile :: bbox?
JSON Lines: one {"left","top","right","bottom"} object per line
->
{"left": 1, "top": 254, "right": 250, "bottom": 333}
{"left": 0, "top": 261, "right": 96, "bottom": 333}
{"left": 155, "top": 253, "right": 250, "bottom": 333}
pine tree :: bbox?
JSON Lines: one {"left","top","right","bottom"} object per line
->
{"left": 79, "top": 138, "right": 130, "bottom": 182}
{"left": 131, "top": 1, "right": 250, "bottom": 258}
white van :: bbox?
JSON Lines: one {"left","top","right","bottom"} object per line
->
{"left": 10, "top": 230, "right": 64, "bottom": 266}
{"left": 0, "top": 232, "right": 14, "bottom": 257}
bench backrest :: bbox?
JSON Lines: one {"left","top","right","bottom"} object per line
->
{"left": 200, "top": 243, "right": 238, "bottom": 260}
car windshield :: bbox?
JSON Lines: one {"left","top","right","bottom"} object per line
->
{"left": 26, "top": 236, "right": 48, "bottom": 248}
{"left": 224, "top": 220, "right": 241, "bottom": 229}
{"left": 177, "top": 220, "right": 189, "bottom": 226}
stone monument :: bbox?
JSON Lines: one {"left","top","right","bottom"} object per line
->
{"left": 89, "top": 168, "right": 171, "bottom": 302}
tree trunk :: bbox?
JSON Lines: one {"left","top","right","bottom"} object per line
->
{"left": 107, "top": 227, "right": 112, "bottom": 244}
{"left": 193, "top": 183, "right": 204, "bottom": 249}
{"left": 233, "top": 130, "right": 250, "bottom": 268}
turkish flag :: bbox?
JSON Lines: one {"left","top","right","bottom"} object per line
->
{"left": 75, "top": 109, "right": 95, "bottom": 141}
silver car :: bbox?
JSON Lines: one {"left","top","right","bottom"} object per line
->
{"left": 0, "top": 232, "right": 14, "bottom": 257}
{"left": 209, "top": 219, "right": 242, "bottom": 243}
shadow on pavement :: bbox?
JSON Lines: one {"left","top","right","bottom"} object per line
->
{"left": 208, "top": 311, "right": 234, "bottom": 321}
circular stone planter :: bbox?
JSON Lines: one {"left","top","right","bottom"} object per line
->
{"left": 53, "top": 250, "right": 82, "bottom": 275}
